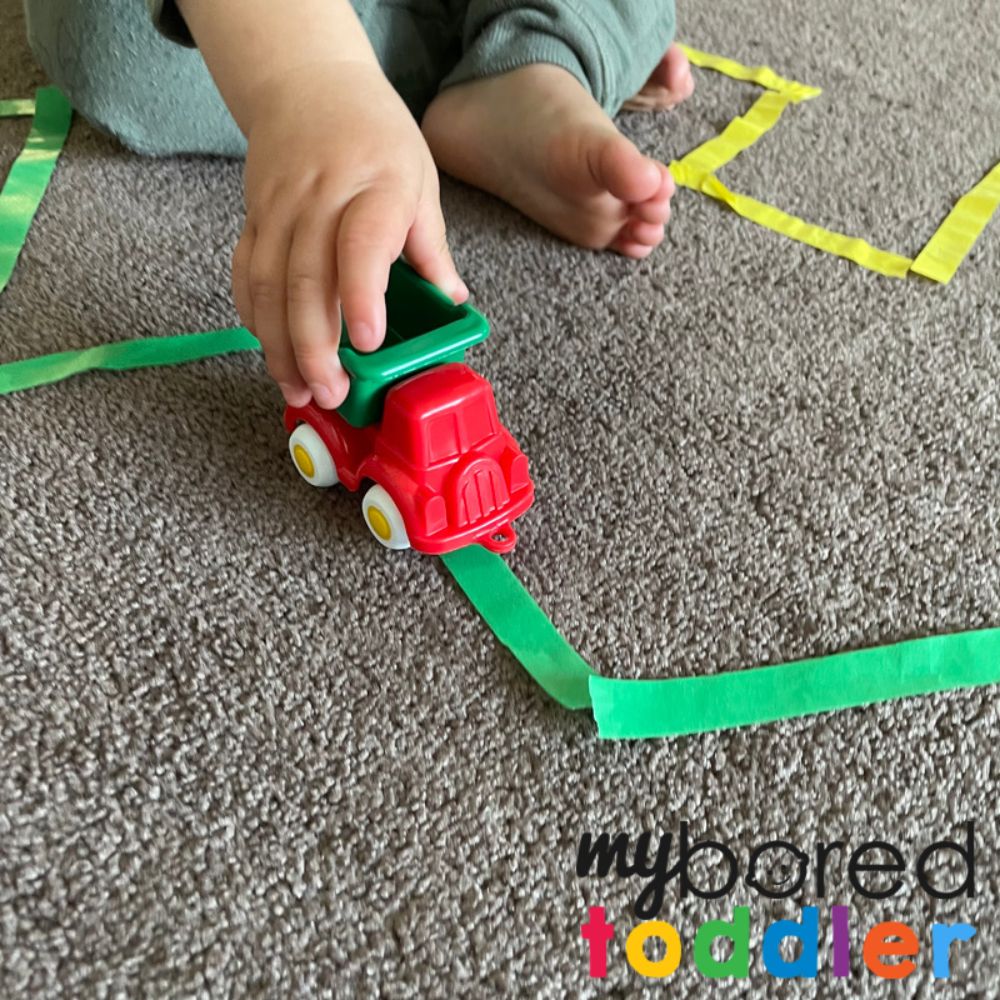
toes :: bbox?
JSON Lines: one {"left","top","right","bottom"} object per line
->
{"left": 612, "top": 160, "right": 673, "bottom": 254}
{"left": 610, "top": 237, "right": 656, "bottom": 259}
{"left": 595, "top": 135, "right": 662, "bottom": 204}
{"left": 664, "top": 44, "right": 695, "bottom": 100}
{"left": 633, "top": 199, "right": 670, "bottom": 224}
{"left": 611, "top": 209, "right": 667, "bottom": 256}
{"left": 631, "top": 164, "right": 675, "bottom": 224}
{"left": 662, "top": 162, "right": 677, "bottom": 198}
{"left": 625, "top": 220, "right": 666, "bottom": 246}
{"left": 626, "top": 45, "right": 695, "bottom": 111}
{"left": 646, "top": 53, "right": 673, "bottom": 93}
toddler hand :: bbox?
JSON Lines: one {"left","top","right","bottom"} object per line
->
{"left": 233, "top": 62, "right": 468, "bottom": 409}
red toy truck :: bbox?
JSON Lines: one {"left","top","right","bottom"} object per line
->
{"left": 284, "top": 262, "right": 534, "bottom": 554}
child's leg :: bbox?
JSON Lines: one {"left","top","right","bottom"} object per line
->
{"left": 422, "top": 0, "right": 685, "bottom": 258}
{"left": 23, "top": 0, "right": 246, "bottom": 156}
{"left": 22, "top": 0, "right": 460, "bottom": 157}
{"left": 443, "top": 0, "right": 678, "bottom": 118}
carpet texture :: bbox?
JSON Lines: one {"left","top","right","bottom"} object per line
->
{"left": 2, "top": 0, "right": 998, "bottom": 995}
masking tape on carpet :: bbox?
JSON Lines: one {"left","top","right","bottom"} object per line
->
{"left": 0, "top": 327, "right": 259, "bottom": 394}
{"left": 1, "top": 80, "right": 999, "bottom": 738}
{"left": 0, "top": 87, "right": 72, "bottom": 294}
{"left": 678, "top": 44, "right": 820, "bottom": 101}
{"left": 674, "top": 91, "right": 803, "bottom": 178}
{"left": 675, "top": 46, "right": 999, "bottom": 283}
{"left": 2, "top": 330, "right": 999, "bottom": 738}
{"left": 442, "top": 545, "right": 1000, "bottom": 739}
{"left": 670, "top": 165, "right": 915, "bottom": 279}
{"left": 439, "top": 545, "right": 596, "bottom": 709}
{"left": 0, "top": 98, "right": 36, "bottom": 118}
{"left": 910, "top": 162, "right": 1000, "bottom": 283}
{"left": 587, "top": 627, "right": 1000, "bottom": 738}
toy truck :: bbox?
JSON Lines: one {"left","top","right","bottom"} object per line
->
{"left": 284, "top": 261, "right": 534, "bottom": 554}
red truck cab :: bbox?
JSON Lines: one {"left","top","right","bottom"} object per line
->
{"left": 283, "top": 263, "right": 534, "bottom": 554}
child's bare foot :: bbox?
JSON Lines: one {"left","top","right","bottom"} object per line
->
{"left": 622, "top": 44, "right": 695, "bottom": 112}
{"left": 422, "top": 64, "right": 674, "bottom": 258}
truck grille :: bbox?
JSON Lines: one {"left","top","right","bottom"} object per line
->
{"left": 449, "top": 457, "right": 510, "bottom": 526}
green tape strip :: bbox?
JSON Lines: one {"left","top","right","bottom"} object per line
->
{"left": 440, "top": 545, "right": 595, "bottom": 709}
{"left": 0, "top": 327, "right": 259, "bottom": 394}
{"left": 589, "top": 629, "right": 1000, "bottom": 738}
{"left": 0, "top": 87, "right": 72, "bottom": 294}
{"left": 0, "top": 98, "right": 36, "bottom": 117}
{"left": 2, "top": 333, "right": 998, "bottom": 740}
{"left": 442, "top": 545, "right": 1000, "bottom": 739}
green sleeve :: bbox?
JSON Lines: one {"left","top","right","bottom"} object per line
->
{"left": 146, "top": 0, "right": 194, "bottom": 46}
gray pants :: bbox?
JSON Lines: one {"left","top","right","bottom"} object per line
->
{"left": 22, "top": 0, "right": 676, "bottom": 157}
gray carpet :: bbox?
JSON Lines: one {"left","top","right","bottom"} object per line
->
{"left": 2, "top": 0, "right": 999, "bottom": 995}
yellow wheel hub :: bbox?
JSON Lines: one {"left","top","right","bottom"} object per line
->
{"left": 367, "top": 506, "right": 392, "bottom": 541}
{"left": 292, "top": 443, "right": 315, "bottom": 479}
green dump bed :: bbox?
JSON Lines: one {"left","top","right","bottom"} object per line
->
{"left": 337, "top": 261, "right": 490, "bottom": 427}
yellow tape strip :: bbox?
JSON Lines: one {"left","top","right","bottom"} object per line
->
{"left": 675, "top": 45, "right": 997, "bottom": 283}
{"left": 676, "top": 90, "right": 796, "bottom": 177}
{"left": 679, "top": 44, "right": 821, "bottom": 102}
{"left": 671, "top": 165, "right": 914, "bottom": 278}
{"left": 910, "top": 162, "right": 1000, "bottom": 283}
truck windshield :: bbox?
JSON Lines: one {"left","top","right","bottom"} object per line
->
{"left": 419, "top": 396, "right": 498, "bottom": 466}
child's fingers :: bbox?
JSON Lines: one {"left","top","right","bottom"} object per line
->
{"left": 404, "top": 194, "right": 468, "bottom": 305}
{"left": 335, "top": 187, "right": 410, "bottom": 354}
{"left": 248, "top": 210, "right": 300, "bottom": 391}
{"left": 236, "top": 222, "right": 307, "bottom": 405}
{"left": 232, "top": 226, "right": 256, "bottom": 333}
{"left": 286, "top": 206, "right": 350, "bottom": 410}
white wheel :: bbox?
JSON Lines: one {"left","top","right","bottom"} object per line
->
{"left": 288, "top": 424, "right": 339, "bottom": 488}
{"left": 361, "top": 484, "right": 410, "bottom": 550}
